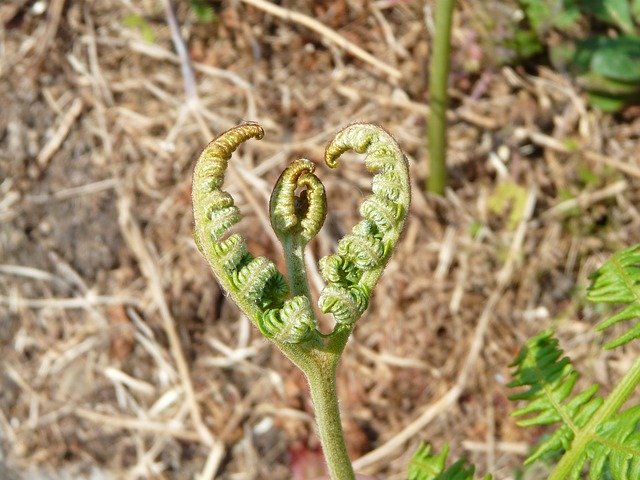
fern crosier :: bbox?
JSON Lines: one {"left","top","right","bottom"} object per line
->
{"left": 192, "top": 122, "right": 315, "bottom": 343}
{"left": 192, "top": 122, "right": 410, "bottom": 480}
{"left": 193, "top": 122, "right": 410, "bottom": 342}
{"left": 270, "top": 158, "right": 327, "bottom": 245}
{"left": 319, "top": 123, "right": 410, "bottom": 325}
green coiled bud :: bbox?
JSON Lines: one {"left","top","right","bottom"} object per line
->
{"left": 270, "top": 158, "right": 327, "bottom": 245}
{"left": 193, "top": 122, "right": 409, "bottom": 343}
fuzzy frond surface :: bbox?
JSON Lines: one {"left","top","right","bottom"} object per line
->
{"left": 192, "top": 123, "right": 316, "bottom": 343}
{"left": 319, "top": 123, "right": 410, "bottom": 325}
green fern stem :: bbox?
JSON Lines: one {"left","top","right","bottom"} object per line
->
{"left": 426, "top": 0, "right": 455, "bottom": 195}
{"left": 275, "top": 325, "right": 355, "bottom": 480}
{"left": 307, "top": 359, "right": 355, "bottom": 480}
{"left": 282, "top": 236, "right": 312, "bottom": 299}
{"left": 548, "top": 355, "right": 640, "bottom": 480}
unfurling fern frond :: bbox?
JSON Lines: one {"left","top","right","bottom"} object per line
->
{"left": 587, "top": 244, "right": 640, "bottom": 349}
{"left": 193, "top": 122, "right": 411, "bottom": 480}
{"left": 192, "top": 123, "right": 316, "bottom": 343}
{"left": 407, "top": 443, "right": 490, "bottom": 480}
{"left": 259, "top": 295, "right": 317, "bottom": 343}
{"left": 270, "top": 158, "right": 327, "bottom": 245}
{"left": 319, "top": 123, "right": 410, "bottom": 325}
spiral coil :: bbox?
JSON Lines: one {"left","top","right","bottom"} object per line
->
{"left": 319, "top": 123, "right": 410, "bottom": 325}
{"left": 193, "top": 122, "right": 409, "bottom": 343}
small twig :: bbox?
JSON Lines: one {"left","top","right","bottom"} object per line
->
{"left": 543, "top": 180, "right": 627, "bottom": 219}
{"left": 28, "top": 178, "right": 118, "bottom": 203}
{"left": 333, "top": 84, "right": 500, "bottom": 130}
{"left": 461, "top": 440, "right": 529, "bottom": 455}
{"left": 497, "top": 189, "right": 537, "bottom": 285}
{"left": 117, "top": 195, "right": 218, "bottom": 452}
{"left": 163, "top": 0, "right": 198, "bottom": 104}
{"left": 0, "top": 294, "right": 139, "bottom": 310}
{"left": 238, "top": 0, "right": 402, "bottom": 79}
{"left": 0, "top": 265, "right": 66, "bottom": 286}
{"left": 74, "top": 408, "right": 201, "bottom": 442}
{"left": 126, "top": 39, "right": 257, "bottom": 118}
{"left": 516, "top": 128, "right": 640, "bottom": 180}
{"left": 37, "top": 98, "right": 83, "bottom": 168}
{"left": 34, "top": 0, "right": 65, "bottom": 59}
{"left": 197, "top": 442, "right": 226, "bottom": 480}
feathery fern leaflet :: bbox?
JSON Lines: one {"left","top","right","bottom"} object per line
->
{"left": 508, "top": 244, "right": 640, "bottom": 480}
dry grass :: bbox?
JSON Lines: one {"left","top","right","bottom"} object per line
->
{"left": 1, "top": 1, "right": 640, "bottom": 479}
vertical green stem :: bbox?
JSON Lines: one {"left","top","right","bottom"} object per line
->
{"left": 282, "top": 236, "right": 312, "bottom": 300}
{"left": 426, "top": 0, "right": 455, "bottom": 196}
{"left": 305, "top": 356, "right": 356, "bottom": 480}
{"left": 548, "top": 355, "right": 640, "bottom": 480}
{"left": 280, "top": 235, "right": 354, "bottom": 479}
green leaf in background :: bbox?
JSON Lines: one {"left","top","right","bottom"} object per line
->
{"left": 588, "top": 91, "right": 630, "bottom": 110}
{"left": 580, "top": 0, "right": 636, "bottom": 34}
{"left": 590, "top": 37, "right": 640, "bottom": 82}
{"left": 520, "top": 0, "right": 581, "bottom": 33}
{"left": 191, "top": 0, "right": 217, "bottom": 23}
{"left": 511, "top": 30, "right": 545, "bottom": 58}
{"left": 122, "top": 14, "right": 155, "bottom": 43}
{"left": 578, "top": 71, "right": 640, "bottom": 94}
{"left": 550, "top": 37, "right": 604, "bottom": 74}
{"left": 488, "top": 180, "right": 528, "bottom": 230}
{"left": 633, "top": 0, "right": 640, "bottom": 23}
{"left": 407, "top": 443, "right": 491, "bottom": 480}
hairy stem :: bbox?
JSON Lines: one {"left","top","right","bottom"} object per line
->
{"left": 277, "top": 326, "right": 354, "bottom": 480}
{"left": 306, "top": 354, "right": 355, "bottom": 480}
{"left": 283, "top": 236, "right": 313, "bottom": 300}
{"left": 426, "top": 0, "right": 455, "bottom": 196}
{"left": 549, "top": 355, "right": 640, "bottom": 480}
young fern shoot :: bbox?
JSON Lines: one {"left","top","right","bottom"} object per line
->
{"left": 192, "top": 122, "right": 410, "bottom": 480}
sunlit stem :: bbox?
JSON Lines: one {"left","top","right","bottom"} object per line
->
{"left": 426, "top": 0, "right": 455, "bottom": 196}
{"left": 548, "top": 355, "right": 640, "bottom": 480}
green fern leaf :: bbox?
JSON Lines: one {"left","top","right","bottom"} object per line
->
{"left": 407, "top": 443, "right": 490, "bottom": 480}
{"left": 508, "top": 330, "right": 604, "bottom": 464}
{"left": 585, "top": 405, "right": 640, "bottom": 480}
{"left": 509, "top": 329, "right": 640, "bottom": 479}
{"left": 587, "top": 244, "right": 640, "bottom": 349}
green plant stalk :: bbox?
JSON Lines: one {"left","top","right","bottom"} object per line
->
{"left": 279, "top": 235, "right": 355, "bottom": 479}
{"left": 548, "top": 355, "right": 640, "bottom": 480}
{"left": 306, "top": 351, "right": 355, "bottom": 480}
{"left": 282, "top": 236, "right": 312, "bottom": 300}
{"left": 426, "top": 0, "right": 455, "bottom": 196}
{"left": 277, "top": 327, "right": 355, "bottom": 480}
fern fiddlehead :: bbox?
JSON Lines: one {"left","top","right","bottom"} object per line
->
{"left": 319, "top": 123, "right": 410, "bottom": 326}
{"left": 192, "top": 123, "right": 316, "bottom": 343}
{"left": 192, "top": 122, "right": 410, "bottom": 480}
